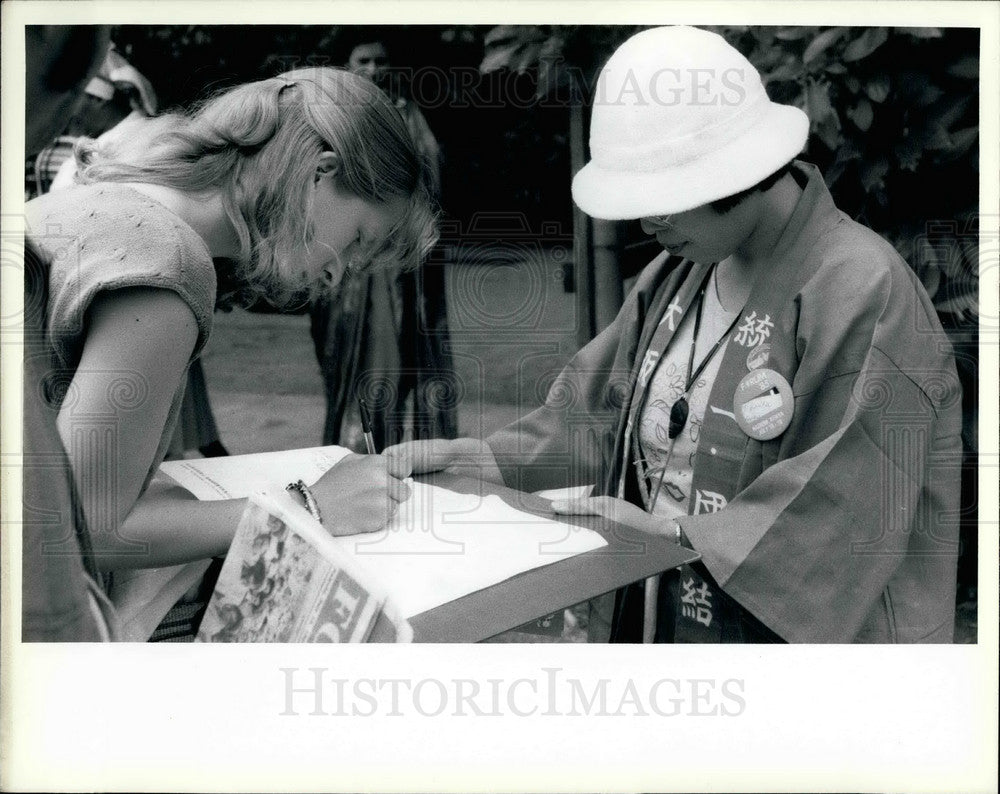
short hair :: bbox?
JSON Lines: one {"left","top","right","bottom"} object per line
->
{"left": 75, "top": 67, "right": 437, "bottom": 305}
{"left": 709, "top": 161, "right": 795, "bottom": 214}
{"left": 316, "top": 27, "right": 397, "bottom": 67}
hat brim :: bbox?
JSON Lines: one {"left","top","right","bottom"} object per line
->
{"left": 572, "top": 103, "right": 810, "bottom": 220}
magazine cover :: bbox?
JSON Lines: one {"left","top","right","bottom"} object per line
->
{"left": 197, "top": 490, "right": 410, "bottom": 643}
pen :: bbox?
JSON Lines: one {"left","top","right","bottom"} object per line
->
{"left": 358, "top": 397, "right": 377, "bottom": 454}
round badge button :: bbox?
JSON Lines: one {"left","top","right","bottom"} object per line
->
{"left": 733, "top": 367, "right": 793, "bottom": 440}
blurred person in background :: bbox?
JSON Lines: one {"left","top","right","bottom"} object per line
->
{"left": 32, "top": 44, "right": 157, "bottom": 196}
{"left": 309, "top": 29, "right": 457, "bottom": 452}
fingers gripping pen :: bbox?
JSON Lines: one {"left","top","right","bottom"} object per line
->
{"left": 358, "top": 397, "right": 377, "bottom": 454}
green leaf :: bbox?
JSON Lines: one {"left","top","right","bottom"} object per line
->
{"left": 894, "top": 135, "right": 923, "bottom": 171}
{"left": 837, "top": 137, "right": 863, "bottom": 161}
{"left": 827, "top": 138, "right": 860, "bottom": 178}
{"left": 946, "top": 56, "right": 979, "bottom": 79}
{"left": 860, "top": 157, "right": 890, "bottom": 192}
{"left": 825, "top": 157, "right": 848, "bottom": 187}
{"left": 897, "top": 27, "right": 943, "bottom": 39}
{"left": 814, "top": 113, "right": 843, "bottom": 151}
{"left": 865, "top": 74, "right": 891, "bottom": 103}
{"left": 825, "top": 62, "right": 847, "bottom": 75}
{"left": 803, "top": 27, "right": 847, "bottom": 64}
{"left": 915, "top": 83, "right": 945, "bottom": 107}
{"left": 764, "top": 59, "right": 805, "bottom": 84}
{"left": 922, "top": 124, "right": 953, "bottom": 151}
{"left": 930, "top": 95, "right": 973, "bottom": 132}
{"left": 775, "top": 26, "right": 813, "bottom": 41}
{"left": 845, "top": 75, "right": 861, "bottom": 94}
{"left": 847, "top": 97, "right": 874, "bottom": 131}
{"left": 842, "top": 27, "right": 889, "bottom": 62}
{"left": 937, "top": 127, "right": 979, "bottom": 161}
{"left": 806, "top": 78, "right": 836, "bottom": 122}
{"left": 893, "top": 135, "right": 924, "bottom": 171}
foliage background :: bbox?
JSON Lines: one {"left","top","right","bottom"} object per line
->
{"left": 111, "top": 24, "right": 979, "bottom": 314}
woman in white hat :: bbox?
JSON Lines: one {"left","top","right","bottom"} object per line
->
{"left": 26, "top": 67, "right": 434, "bottom": 638}
{"left": 390, "top": 26, "right": 962, "bottom": 643}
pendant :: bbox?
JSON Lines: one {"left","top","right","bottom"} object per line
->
{"left": 668, "top": 397, "right": 689, "bottom": 439}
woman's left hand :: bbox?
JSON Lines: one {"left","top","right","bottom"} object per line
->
{"left": 550, "top": 495, "right": 684, "bottom": 536}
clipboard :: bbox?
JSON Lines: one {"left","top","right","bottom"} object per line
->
{"left": 369, "top": 471, "right": 701, "bottom": 642}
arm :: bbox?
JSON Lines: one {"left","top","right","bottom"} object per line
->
{"left": 388, "top": 256, "right": 672, "bottom": 492}
{"left": 385, "top": 309, "right": 628, "bottom": 492}
{"left": 680, "top": 347, "right": 962, "bottom": 643}
{"left": 60, "top": 288, "right": 411, "bottom": 572}
{"left": 483, "top": 285, "right": 642, "bottom": 493}
{"left": 383, "top": 437, "right": 505, "bottom": 484}
{"left": 56, "top": 287, "right": 238, "bottom": 569}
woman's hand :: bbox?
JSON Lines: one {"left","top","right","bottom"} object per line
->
{"left": 550, "top": 495, "right": 685, "bottom": 537}
{"left": 383, "top": 438, "right": 505, "bottom": 485}
{"left": 309, "top": 453, "right": 412, "bottom": 535}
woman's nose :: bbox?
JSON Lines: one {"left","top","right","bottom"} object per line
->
{"left": 639, "top": 217, "right": 656, "bottom": 235}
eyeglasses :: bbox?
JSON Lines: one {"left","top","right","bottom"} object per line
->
{"left": 645, "top": 214, "right": 675, "bottom": 228}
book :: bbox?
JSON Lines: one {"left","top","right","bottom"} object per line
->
{"left": 196, "top": 488, "right": 412, "bottom": 643}
{"left": 162, "top": 447, "right": 608, "bottom": 626}
{"left": 160, "top": 446, "right": 352, "bottom": 501}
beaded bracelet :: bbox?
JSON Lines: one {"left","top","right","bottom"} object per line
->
{"left": 286, "top": 479, "right": 323, "bottom": 525}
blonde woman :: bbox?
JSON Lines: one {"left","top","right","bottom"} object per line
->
{"left": 25, "top": 67, "right": 435, "bottom": 637}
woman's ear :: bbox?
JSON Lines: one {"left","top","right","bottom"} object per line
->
{"left": 315, "top": 151, "right": 339, "bottom": 184}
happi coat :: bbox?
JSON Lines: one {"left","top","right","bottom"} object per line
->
{"left": 487, "top": 163, "right": 963, "bottom": 643}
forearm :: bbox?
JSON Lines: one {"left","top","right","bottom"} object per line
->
{"left": 441, "top": 438, "right": 505, "bottom": 484}
{"left": 89, "top": 479, "right": 244, "bottom": 572}
{"left": 385, "top": 438, "right": 505, "bottom": 485}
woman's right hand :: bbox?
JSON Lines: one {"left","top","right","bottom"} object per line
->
{"left": 383, "top": 438, "right": 505, "bottom": 486}
{"left": 309, "top": 453, "right": 412, "bottom": 535}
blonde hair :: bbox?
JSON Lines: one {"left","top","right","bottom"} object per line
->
{"left": 75, "top": 67, "right": 437, "bottom": 304}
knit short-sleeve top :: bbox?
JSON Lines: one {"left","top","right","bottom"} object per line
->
{"left": 26, "top": 182, "right": 218, "bottom": 487}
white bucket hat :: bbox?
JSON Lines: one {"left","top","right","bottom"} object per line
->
{"left": 572, "top": 26, "right": 809, "bottom": 220}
